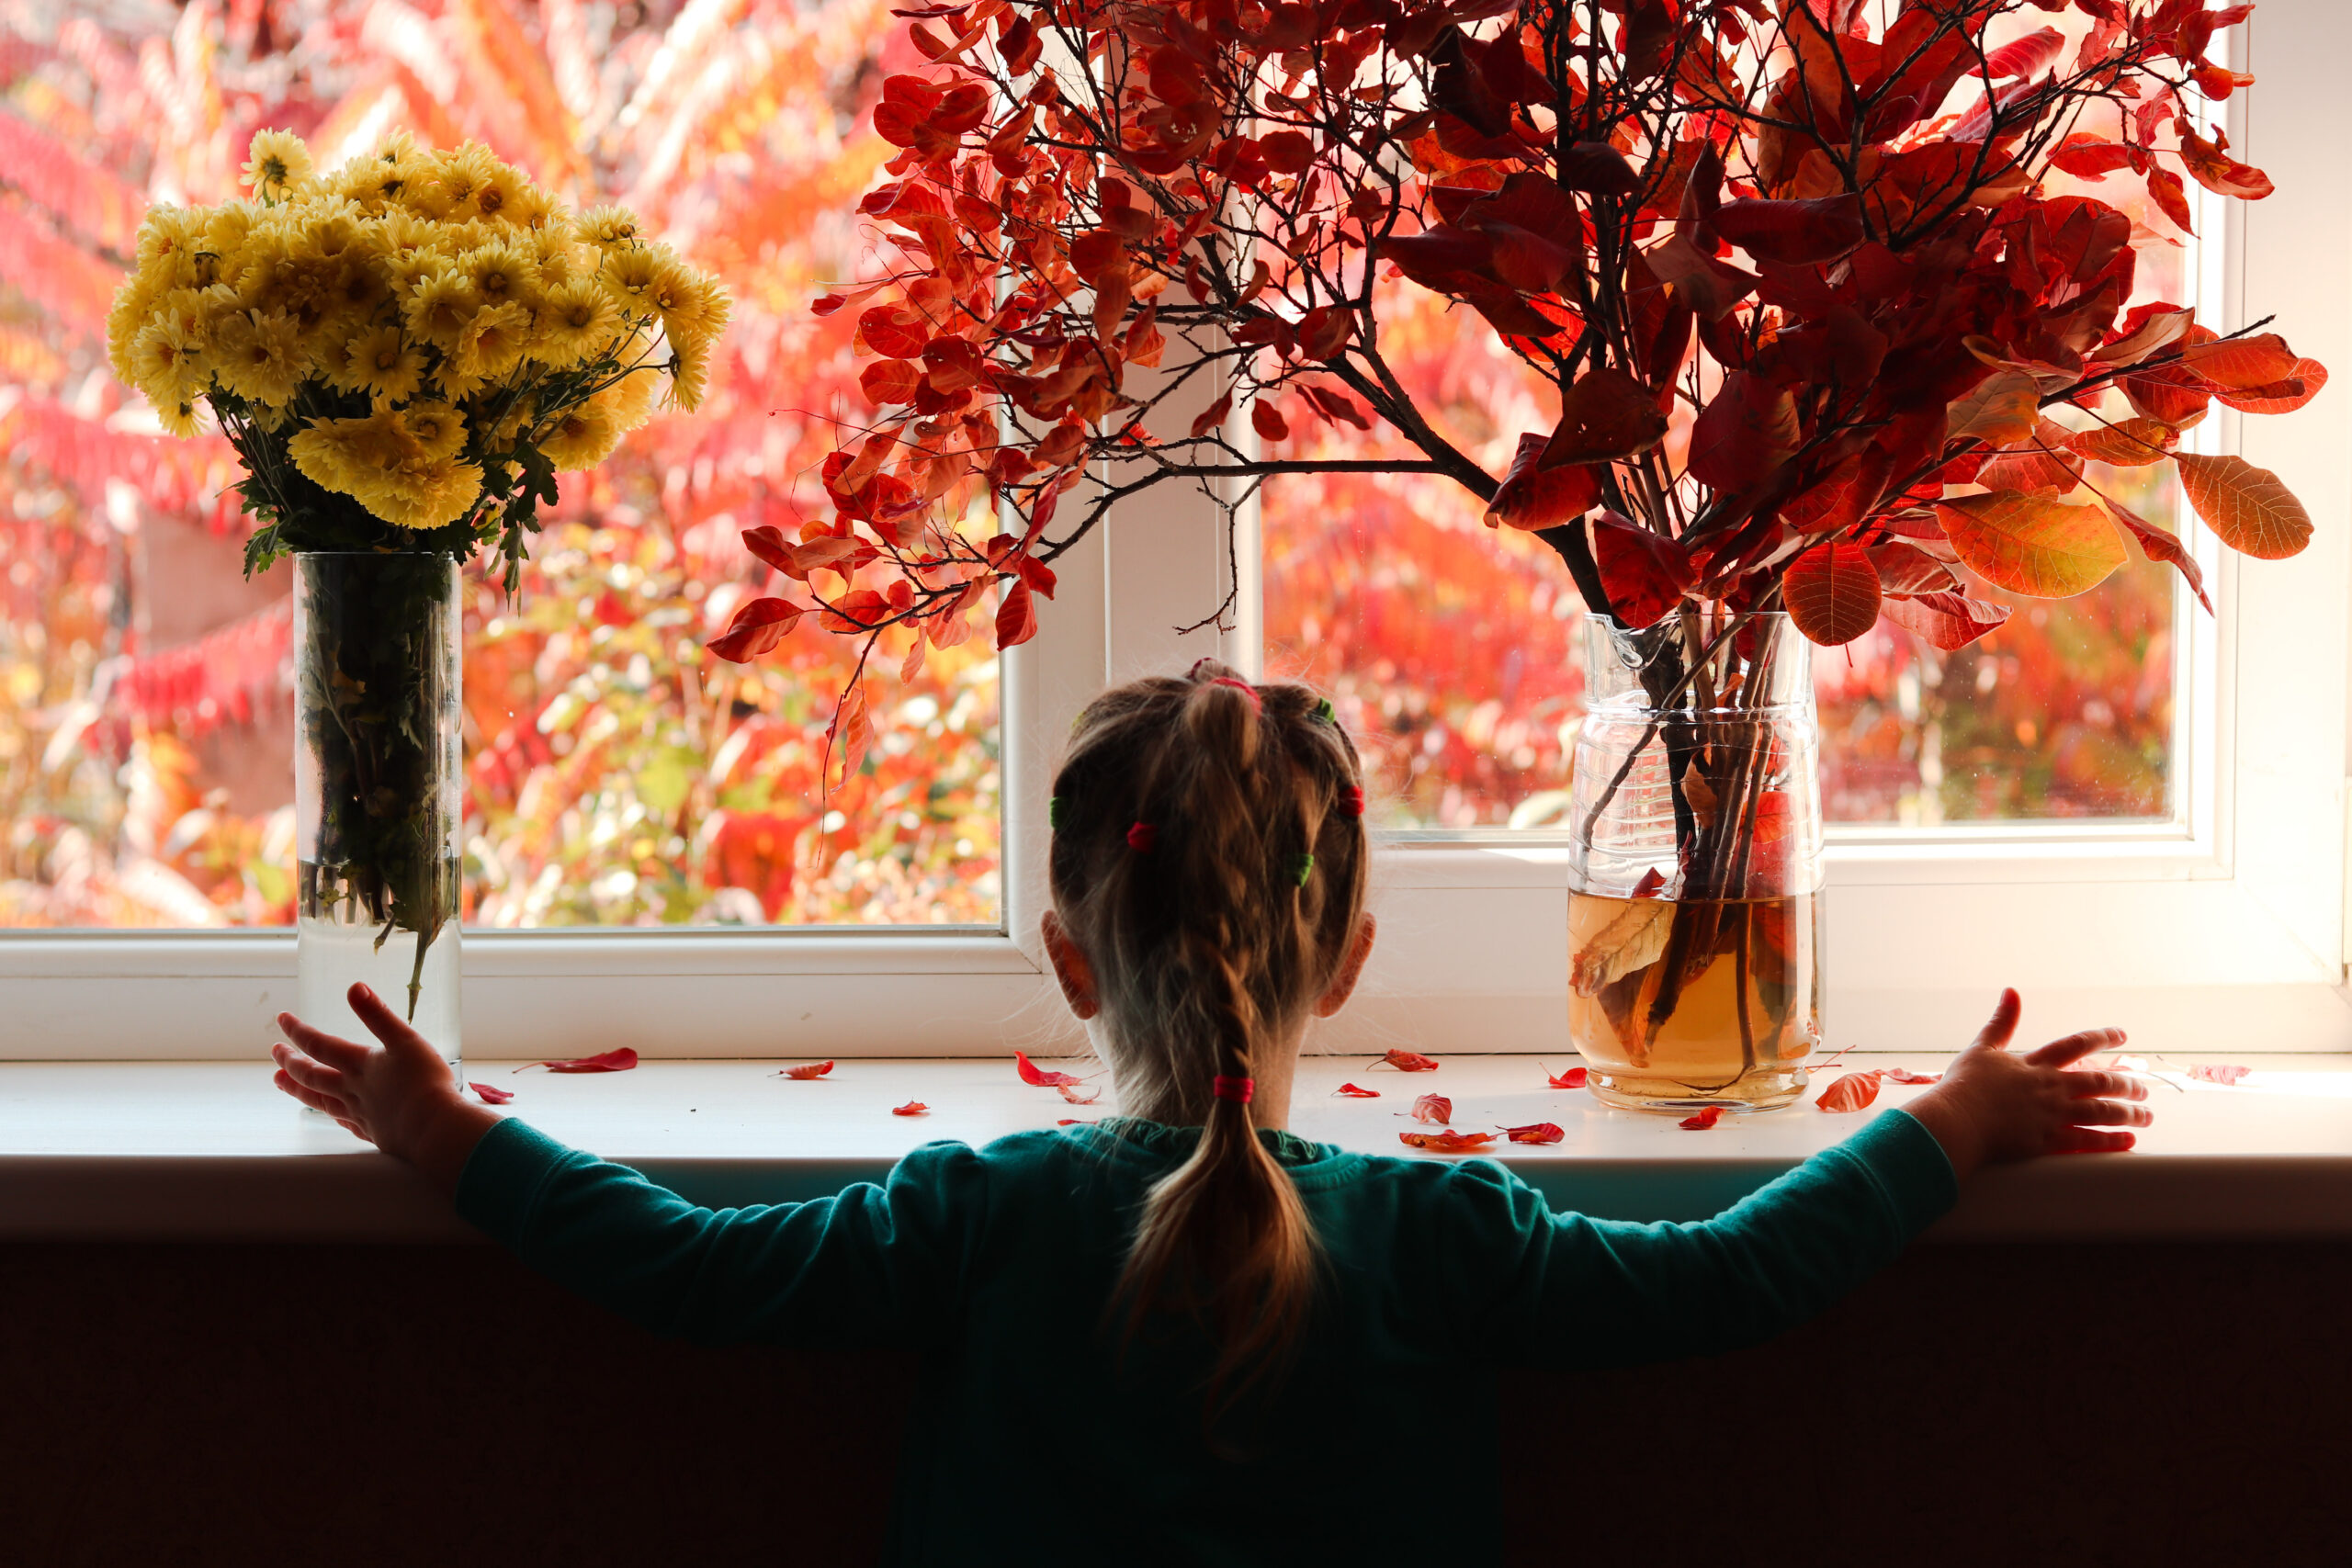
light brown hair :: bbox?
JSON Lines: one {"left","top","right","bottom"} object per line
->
{"left": 1048, "top": 659, "right": 1370, "bottom": 1416}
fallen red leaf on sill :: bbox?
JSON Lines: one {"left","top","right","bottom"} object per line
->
{"left": 1399, "top": 1130, "right": 1496, "bottom": 1152}
{"left": 518, "top": 1048, "right": 639, "bottom": 1074}
{"left": 1057, "top": 1118, "right": 1096, "bottom": 1126}
{"left": 1335, "top": 1082, "right": 1380, "bottom": 1098}
{"left": 1880, "top": 1068, "right": 1940, "bottom": 1085}
{"left": 1816, "top": 1071, "right": 1883, "bottom": 1113}
{"left": 1505, "top": 1122, "right": 1565, "bottom": 1145}
{"left": 2188, "top": 1063, "right": 2251, "bottom": 1085}
{"left": 1058, "top": 1082, "right": 1101, "bottom": 1104}
{"left": 1377, "top": 1049, "right": 1440, "bottom": 1072}
{"left": 1410, "top": 1093, "right": 1453, "bottom": 1124}
{"left": 1545, "top": 1065, "right": 1589, "bottom": 1089}
{"left": 778, "top": 1061, "right": 834, "bottom": 1080}
{"left": 1015, "top": 1050, "right": 1084, "bottom": 1087}
{"left": 1679, "top": 1106, "right": 1724, "bottom": 1131}
{"left": 470, "top": 1083, "right": 514, "bottom": 1104}
{"left": 891, "top": 1100, "right": 929, "bottom": 1116}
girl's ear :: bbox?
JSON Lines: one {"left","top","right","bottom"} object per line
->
{"left": 1312, "top": 912, "right": 1377, "bottom": 1019}
{"left": 1041, "top": 910, "right": 1101, "bottom": 1021}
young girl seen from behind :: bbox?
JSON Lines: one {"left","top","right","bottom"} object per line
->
{"left": 273, "top": 660, "right": 2151, "bottom": 1563}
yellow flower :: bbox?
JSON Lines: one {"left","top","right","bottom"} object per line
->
{"left": 211, "top": 308, "right": 308, "bottom": 406}
{"left": 600, "top": 243, "right": 671, "bottom": 311}
{"left": 663, "top": 269, "right": 733, "bottom": 366}
{"left": 376, "top": 456, "right": 487, "bottom": 530}
{"left": 417, "top": 142, "right": 502, "bottom": 222}
{"left": 538, "top": 399, "right": 622, "bottom": 469}
{"left": 243, "top": 130, "right": 315, "bottom": 202}
{"left": 575, "top": 205, "right": 641, "bottom": 252}
{"left": 134, "top": 206, "right": 204, "bottom": 288}
{"left": 529, "top": 230, "right": 588, "bottom": 287}
{"left": 666, "top": 338, "right": 713, "bottom": 412}
{"left": 403, "top": 267, "right": 478, "bottom": 354}
{"left": 447, "top": 299, "right": 531, "bottom": 390}
{"left": 468, "top": 158, "right": 532, "bottom": 226}
{"left": 343, "top": 325, "right": 425, "bottom": 402}
{"left": 536, "top": 276, "right": 621, "bottom": 367}
{"left": 505, "top": 181, "right": 561, "bottom": 231}
{"left": 463, "top": 242, "right": 540, "bottom": 312}
{"left": 153, "top": 395, "right": 206, "bottom": 439}
{"left": 604, "top": 364, "right": 662, "bottom": 429}
{"left": 399, "top": 400, "right": 469, "bottom": 461}
{"left": 106, "top": 283, "right": 158, "bottom": 385}
{"left": 130, "top": 318, "right": 208, "bottom": 409}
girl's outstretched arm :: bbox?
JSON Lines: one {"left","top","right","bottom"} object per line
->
{"left": 272, "top": 983, "right": 502, "bottom": 1192}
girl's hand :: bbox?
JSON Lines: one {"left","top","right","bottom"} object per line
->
{"left": 271, "top": 982, "right": 502, "bottom": 1194}
{"left": 1901, "top": 988, "right": 2153, "bottom": 1182}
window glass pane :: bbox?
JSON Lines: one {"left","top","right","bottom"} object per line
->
{"left": 1266, "top": 108, "right": 2188, "bottom": 832}
{"left": 0, "top": 2, "right": 996, "bottom": 931}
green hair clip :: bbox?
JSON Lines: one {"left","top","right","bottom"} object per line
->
{"left": 1312, "top": 697, "right": 1336, "bottom": 725}
{"left": 1290, "top": 852, "right": 1315, "bottom": 887}
{"left": 1048, "top": 796, "right": 1066, "bottom": 830}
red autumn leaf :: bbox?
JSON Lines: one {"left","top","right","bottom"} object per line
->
{"left": 2105, "top": 498, "right": 2212, "bottom": 614}
{"left": 1251, "top": 399, "right": 1289, "bottom": 443}
{"left": 2048, "top": 134, "right": 2133, "bottom": 179}
{"left": 1014, "top": 1050, "right": 1085, "bottom": 1087}
{"left": 1504, "top": 1122, "right": 1566, "bottom": 1145}
{"left": 2175, "top": 454, "right": 2314, "bottom": 560}
{"left": 1684, "top": 370, "right": 1798, "bottom": 490}
{"left": 994, "top": 580, "right": 1039, "bottom": 649}
{"left": 471, "top": 1082, "right": 514, "bottom": 1104}
{"left": 2065, "top": 418, "right": 2177, "bottom": 468}
{"left": 1709, "top": 194, "right": 1864, "bottom": 264}
{"left": 1782, "top": 541, "right": 1883, "bottom": 647}
{"left": 2177, "top": 126, "right": 2273, "bottom": 200}
{"left": 2188, "top": 1063, "right": 2251, "bottom": 1085}
{"left": 2177, "top": 333, "right": 2301, "bottom": 390}
{"left": 1935, "top": 491, "right": 2127, "bottom": 598}
{"left": 518, "top": 1048, "right": 639, "bottom": 1074}
{"left": 1057, "top": 1082, "right": 1101, "bottom": 1104}
{"left": 1377, "top": 1049, "right": 1440, "bottom": 1072}
{"left": 1399, "top": 1130, "right": 1498, "bottom": 1153}
{"left": 1982, "top": 24, "right": 2063, "bottom": 81}
{"left": 1679, "top": 1106, "right": 1724, "bottom": 1131}
{"left": 891, "top": 1100, "right": 930, "bottom": 1115}
{"left": 1483, "top": 432, "right": 1600, "bottom": 531}
{"left": 1632, "top": 868, "right": 1666, "bottom": 898}
{"left": 2145, "top": 166, "right": 2194, "bottom": 233}
{"left": 2215, "top": 356, "right": 2327, "bottom": 415}
{"left": 1880, "top": 1068, "right": 1941, "bottom": 1085}
{"left": 859, "top": 357, "right": 922, "bottom": 405}
{"left": 707, "top": 597, "right": 809, "bottom": 662}
{"left": 1545, "top": 1066, "right": 1589, "bottom": 1089}
{"left": 1882, "top": 592, "right": 2012, "bottom": 651}
{"left": 778, "top": 1060, "right": 835, "bottom": 1079}
{"left": 1056, "top": 1118, "right": 1096, "bottom": 1126}
{"left": 1335, "top": 1082, "right": 1381, "bottom": 1097}
{"left": 1410, "top": 1092, "right": 1453, "bottom": 1124}
{"left": 1867, "top": 542, "right": 1960, "bottom": 598}
{"left": 1188, "top": 390, "right": 1233, "bottom": 438}
{"left": 1538, "top": 367, "right": 1670, "bottom": 467}
{"left": 1589, "top": 513, "right": 1695, "bottom": 630}
{"left": 1815, "top": 1070, "right": 1883, "bottom": 1113}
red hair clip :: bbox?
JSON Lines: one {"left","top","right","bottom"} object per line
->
{"left": 1340, "top": 785, "right": 1365, "bottom": 819}
{"left": 1125, "top": 820, "right": 1157, "bottom": 853}
{"left": 1212, "top": 1075, "right": 1255, "bottom": 1104}
{"left": 1209, "top": 676, "right": 1261, "bottom": 713}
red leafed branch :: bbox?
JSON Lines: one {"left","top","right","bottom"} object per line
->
{"left": 112, "top": 597, "right": 293, "bottom": 743}
{"left": 2, "top": 394, "right": 244, "bottom": 534}
{"left": 717, "top": 0, "right": 2319, "bottom": 694}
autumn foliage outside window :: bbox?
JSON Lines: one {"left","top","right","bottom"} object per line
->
{"left": 724, "top": 0, "right": 2318, "bottom": 833}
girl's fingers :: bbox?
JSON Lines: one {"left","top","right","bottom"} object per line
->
{"left": 1969, "top": 987, "right": 2022, "bottom": 1053}
{"left": 277, "top": 1012, "right": 372, "bottom": 1071}
{"left": 2060, "top": 1070, "right": 2147, "bottom": 1102}
{"left": 273, "top": 1068, "right": 353, "bottom": 1122}
{"left": 2064, "top": 1098, "right": 2154, "bottom": 1129}
{"left": 2051, "top": 1128, "right": 2136, "bottom": 1155}
{"left": 271, "top": 1043, "right": 348, "bottom": 1098}
{"left": 346, "top": 983, "right": 434, "bottom": 1056}
{"left": 2025, "top": 1026, "right": 2126, "bottom": 1068}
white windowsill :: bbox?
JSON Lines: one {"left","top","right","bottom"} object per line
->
{"left": 5, "top": 1054, "right": 2348, "bottom": 1244}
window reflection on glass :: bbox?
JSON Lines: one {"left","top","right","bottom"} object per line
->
{"left": 0, "top": 2, "right": 998, "bottom": 930}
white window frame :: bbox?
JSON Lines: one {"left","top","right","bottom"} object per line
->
{"left": 4, "top": 5, "right": 2346, "bottom": 1060}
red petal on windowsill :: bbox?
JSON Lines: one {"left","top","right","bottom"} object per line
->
{"left": 1545, "top": 1066, "right": 1589, "bottom": 1089}
{"left": 1504, "top": 1122, "right": 1565, "bottom": 1145}
{"left": 1679, "top": 1106, "right": 1724, "bottom": 1130}
{"left": 1815, "top": 1071, "right": 1883, "bottom": 1112}
{"left": 1880, "top": 1067, "right": 1940, "bottom": 1085}
{"left": 1409, "top": 1093, "right": 1453, "bottom": 1124}
{"left": 1399, "top": 1129, "right": 1497, "bottom": 1153}
{"left": 1057, "top": 1082, "right": 1101, "bottom": 1104}
{"left": 778, "top": 1061, "right": 835, "bottom": 1079}
{"left": 518, "top": 1048, "right": 639, "bottom": 1074}
{"left": 470, "top": 1083, "right": 514, "bottom": 1104}
{"left": 1057, "top": 1118, "right": 1096, "bottom": 1126}
{"left": 891, "top": 1100, "right": 929, "bottom": 1115}
{"left": 1377, "top": 1049, "right": 1440, "bottom": 1072}
{"left": 1015, "top": 1050, "right": 1085, "bottom": 1087}
{"left": 2188, "top": 1064, "right": 2251, "bottom": 1085}
{"left": 1334, "top": 1082, "right": 1381, "bottom": 1098}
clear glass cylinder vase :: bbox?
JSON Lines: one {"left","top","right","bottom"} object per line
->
{"left": 293, "top": 552, "right": 462, "bottom": 1086}
{"left": 1566, "top": 612, "right": 1824, "bottom": 1113}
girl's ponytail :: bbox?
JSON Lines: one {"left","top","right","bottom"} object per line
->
{"left": 1048, "top": 661, "right": 1369, "bottom": 1421}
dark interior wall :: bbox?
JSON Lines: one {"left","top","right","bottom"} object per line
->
{"left": 2, "top": 1243, "right": 2342, "bottom": 1567}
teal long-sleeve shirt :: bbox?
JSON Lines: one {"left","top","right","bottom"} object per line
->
{"left": 457, "top": 1109, "right": 1956, "bottom": 1563}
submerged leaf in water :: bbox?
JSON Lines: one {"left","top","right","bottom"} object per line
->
{"left": 1572, "top": 898, "right": 1674, "bottom": 998}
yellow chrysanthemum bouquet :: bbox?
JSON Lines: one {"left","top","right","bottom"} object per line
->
{"left": 109, "top": 129, "right": 728, "bottom": 588}
{"left": 105, "top": 130, "right": 729, "bottom": 1043}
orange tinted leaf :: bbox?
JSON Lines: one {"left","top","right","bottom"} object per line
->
{"left": 1334, "top": 1082, "right": 1381, "bottom": 1097}
{"left": 1485, "top": 432, "right": 1601, "bottom": 530}
{"left": 1783, "top": 541, "right": 1883, "bottom": 647}
{"left": 994, "top": 580, "right": 1039, "bottom": 648}
{"left": 1679, "top": 1105, "right": 1724, "bottom": 1130}
{"left": 1936, "top": 491, "right": 2127, "bottom": 597}
{"left": 2215, "top": 356, "right": 2326, "bottom": 415}
{"left": 778, "top": 1060, "right": 835, "bottom": 1079}
{"left": 1014, "top": 1050, "right": 1085, "bottom": 1087}
{"left": 2177, "top": 333, "right": 2300, "bottom": 390}
{"left": 2048, "top": 134, "right": 2133, "bottom": 179}
{"left": 1882, "top": 592, "right": 2011, "bottom": 650}
{"left": 2146, "top": 166, "right": 2194, "bottom": 233}
{"left": 707, "top": 597, "right": 809, "bottom": 662}
{"left": 1399, "top": 1129, "right": 1498, "bottom": 1152}
{"left": 891, "top": 1100, "right": 930, "bottom": 1115}
{"left": 2176, "top": 454, "right": 2313, "bottom": 559}
{"left": 519, "top": 1048, "right": 639, "bottom": 1074}
{"left": 2065, "top": 418, "right": 2177, "bottom": 467}
{"left": 1815, "top": 1070, "right": 1883, "bottom": 1113}
{"left": 1378, "top": 1049, "right": 1440, "bottom": 1072}
{"left": 860, "top": 358, "right": 922, "bottom": 405}
{"left": 1057, "top": 1081, "right": 1100, "bottom": 1104}
{"left": 1410, "top": 1092, "right": 1453, "bottom": 1124}
{"left": 1944, "top": 370, "right": 2041, "bottom": 447}
{"left": 2105, "top": 498, "right": 2212, "bottom": 614}
{"left": 1505, "top": 1122, "right": 1566, "bottom": 1145}
{"left": 1545, "top": 1065, "right": 1589, "bottom": 1089}
{"left": 1867, "top": 542, "right": 1960, "bottom": 598}
{"left": 1539, "top": 367, "right": 1669, "bottom": 466}
{"left": 2177, "top": 126, "right": 2273, "bottom": 200}
{"left": 471, "top": 1082, "right": 514, "bottom": 1104}
{"left": 1189, "top": 390, "right": 1234, "bottom": 438}
{"left": 1589, "top": 513, "right": 1695, "bottom": 630}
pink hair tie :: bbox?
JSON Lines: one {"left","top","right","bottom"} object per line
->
{"left": 1212, "top": 1075, "right": 1255, "bottom": 1104}
{"left": 1209, "top": 676, "right": 1261, "bottom": 713}
{"left": 1340, "top": 785, "right": 1365, "bottom": 818}
{"left": 1125, "top": 820, "right": 1157, "bottom": 853}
